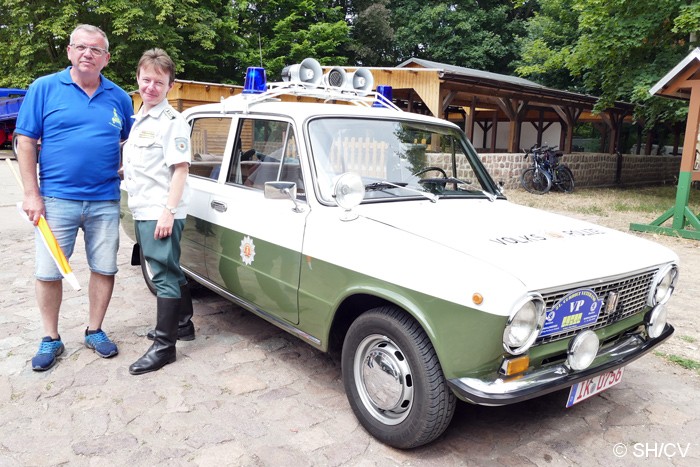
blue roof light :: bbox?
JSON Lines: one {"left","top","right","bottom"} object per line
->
{"left": 243, "top": 67, "right": 267, "bottom": 94}
{"left": 372, "top": 85, "right": 393, "bottom": 108}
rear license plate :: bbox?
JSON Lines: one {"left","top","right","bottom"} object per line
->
{"left": 566, "top": 367, "right": 624, "bottom": 407}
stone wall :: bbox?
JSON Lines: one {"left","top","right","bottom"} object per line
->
{"left": 480, "top": 152, "right": 681, "bottom": 190}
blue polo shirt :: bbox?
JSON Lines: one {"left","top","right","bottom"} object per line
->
{"left": 15, "top": 67, "right": 134, "bottom": 200}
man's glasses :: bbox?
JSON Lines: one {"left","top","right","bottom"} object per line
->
{"left": 70, "top": 43, "right": 108, "bottom": 57}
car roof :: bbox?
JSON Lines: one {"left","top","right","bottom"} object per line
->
{"left": 183, "top": 86, "right": 459, "bottom": 129}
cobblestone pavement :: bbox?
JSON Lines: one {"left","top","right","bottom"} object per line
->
{"left": 1, "top": 155, "right": 699, "bottom": 466}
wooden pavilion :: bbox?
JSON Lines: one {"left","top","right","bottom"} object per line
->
{"left": 361, "top": 58, "right": 635, "bottom": 154}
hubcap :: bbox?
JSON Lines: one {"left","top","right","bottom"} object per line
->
{"left": 354, "top": 334, "right": 414, "bottom": 425}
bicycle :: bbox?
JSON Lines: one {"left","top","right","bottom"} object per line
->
{"left": 520, "top": 145, "right": 575, "bottom": 194}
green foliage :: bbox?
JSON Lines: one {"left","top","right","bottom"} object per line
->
{"left": 0, "top": 0, "right": 349, "bottom": 89}
{"left": 515, "top": 0, "right": 584, "bottom": 90}
{"left": 673, "top": 2, "right": 700, "bottom": 44}
{"left": 517, "top": 0, "right": 695, "bottom": 128}
{"left": 348, "top": 0, "right": 395, "bottom": 66}
{"left": 387, "top": 0, "right": 528, "bottom": 73}
{"left": 1, "top": 0, "right": 695, "bottom": 136}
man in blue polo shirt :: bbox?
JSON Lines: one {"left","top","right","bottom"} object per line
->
{"left": 15, "top": 24, "right": 134, "bottom": 371}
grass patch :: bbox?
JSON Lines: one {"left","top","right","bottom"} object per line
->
{"left": 574, "top": 205, "right": 607, "bottom": 216}
{"left": 679, "top": 335, "right": 697, "bottom": 344}
{"left": 654, "top": 351, "right": 700, "bottom": 373}
{"left": 509, "top": 185, "right": 700, "bottom": 219}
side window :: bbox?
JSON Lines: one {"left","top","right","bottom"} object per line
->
{"left": 190, "top": 117, "right": 232, "bottom": 180}
{"left": 227, "top": 119, "right": 304, "bottom": 195}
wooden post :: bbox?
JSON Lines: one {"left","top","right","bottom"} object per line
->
{"left": 630, "top": 48, "right": 700, "bottom": 240}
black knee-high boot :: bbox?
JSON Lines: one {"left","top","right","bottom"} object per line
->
{"left": 130, "top": 297, "right": 179, "bottom": 375}
{"left": 147, "top": 283, "right": 195, "bottom": 341}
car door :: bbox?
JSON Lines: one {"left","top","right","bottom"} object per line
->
{"left": 190, "top": 115, "right": 308, "bottom": 325}
{"left": 180, "top": 114, "right": 236, "bottom": 279}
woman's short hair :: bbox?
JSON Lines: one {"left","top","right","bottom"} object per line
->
{"left": 137, "top": 48, "right": 176, "bottom": 84}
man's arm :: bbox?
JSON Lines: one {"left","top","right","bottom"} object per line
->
{"left": 16, "top": 135, "right": 43, "bottom": 225}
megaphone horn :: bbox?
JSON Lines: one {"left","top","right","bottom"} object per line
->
{"left": 348, "top": 68, "right": 374, "bottom": 95}
{"left": 280, "top": 58, "right": 322, "bottom": 86}
{"left": 297, "top": 58, "right": 322, "bottom": 85}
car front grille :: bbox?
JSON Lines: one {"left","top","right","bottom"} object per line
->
{"left": 535, "top": 268, "right": 657, "bottom": 345}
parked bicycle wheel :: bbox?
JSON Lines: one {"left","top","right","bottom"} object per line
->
{"left": 520, "top": 167, "right": 552, "bottom": 194}
{"left": 553, "top": 166, "right": 575, "bottom": 193}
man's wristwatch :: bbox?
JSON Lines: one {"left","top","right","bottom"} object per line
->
{"left": 165, "top": 205, "right": 177, "bottom": 215}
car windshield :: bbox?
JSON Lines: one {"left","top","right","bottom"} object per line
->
{"left": 308, "top": 117, "right": 499, "bottom": 203}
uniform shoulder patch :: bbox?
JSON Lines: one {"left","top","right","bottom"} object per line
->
{"left": 163, "top": 108, "right": 176, "bottom": 120}
{"left": 175, "top": 137, "right": 189, "bottom": 153}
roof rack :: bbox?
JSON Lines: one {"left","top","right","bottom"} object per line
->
{"left": 221, "top": 58, "right": 401, "bottom": 113}
{"left": 242, "top": 81, "right": 400, "bottom": 110}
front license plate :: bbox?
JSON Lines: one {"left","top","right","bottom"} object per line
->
{"left": 566, "top": 367, "right": 625, "bottom": 407}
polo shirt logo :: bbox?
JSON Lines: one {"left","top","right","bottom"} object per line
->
{"left": 110, "top": 108, "right": 123, "bottom": 129}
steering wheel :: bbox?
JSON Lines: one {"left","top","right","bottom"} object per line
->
{"left": 412, "top": 166, "right": 447, "bottom": 178}
{"left": 241, "top": 149, "right": 256, "bottom": 161}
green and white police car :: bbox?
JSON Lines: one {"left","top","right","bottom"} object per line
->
{"left": 120, "top": 60, "right": 679, "bottom": 449}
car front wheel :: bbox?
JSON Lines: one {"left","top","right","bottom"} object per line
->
{"left": 341, "top": 306, "right": 456, "bottom": 449}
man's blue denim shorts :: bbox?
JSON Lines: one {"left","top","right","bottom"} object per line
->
{"left": 35, "top": 198, "right": 120, "bottom": 281}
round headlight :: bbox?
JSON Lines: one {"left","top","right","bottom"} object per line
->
{"left": 503, "top": 295, "right": 545, "bottom": 355}
{"left": 649, "top": 264, "right": 678, "bottom": 306}
{"left": 646, "top": 304, "right": 668, "bottom": 339}
{"left": 567, "top": 330, "right": 599, "bottom": 371}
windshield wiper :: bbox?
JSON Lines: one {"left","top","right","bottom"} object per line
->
{"left": 365, "top": 180, "right": 438, "bottom": 203}
{"left": 364, "top": 181, "right": 407, "bottom": 191}
{"left": 419, "top": 177, "right": 497, "bottom": 202}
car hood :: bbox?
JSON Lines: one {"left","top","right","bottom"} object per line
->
{"left": 357, "top": 198, "right": 678, "bottom": 290}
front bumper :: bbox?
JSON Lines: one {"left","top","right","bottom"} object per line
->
{"left": 447, "top": 324, "right": 674, "bottom": 406}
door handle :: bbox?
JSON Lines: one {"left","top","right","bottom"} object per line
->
{"left": 210, "top": 200, "right": 227, "bottom": 212}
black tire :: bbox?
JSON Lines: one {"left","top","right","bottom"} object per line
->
{"left": 139, "top": 245, "right": 157, "bottom": 295}
{"left": 341, "top": 306, "right": 456, "bottom": 449}
{"left": 554, "top": 166, "right": 575, "bottom": 193}
{"left": 11, "top": 132, "right": 19, "bottom": 159}
{"left": 520, "top": 167, "right": 552, "bottom": 194}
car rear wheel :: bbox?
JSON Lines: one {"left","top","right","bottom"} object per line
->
{"left": 341, "top": 305, "right": 456, "bottom": 449}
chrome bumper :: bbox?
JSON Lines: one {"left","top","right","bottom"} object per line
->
{"left": 447, "top": 324, "right": 674, "bottom": 406}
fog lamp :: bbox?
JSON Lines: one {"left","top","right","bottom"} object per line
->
{"left": 646, "top": 305, "right": 668, "bottom": 339}
{"left": 567, "top": 330, "right": 599, "bottom": 371}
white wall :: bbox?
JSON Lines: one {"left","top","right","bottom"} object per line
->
{"left": 471, "top": 121, "right": 562, "bottom": 152}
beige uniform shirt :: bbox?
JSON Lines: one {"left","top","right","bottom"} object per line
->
{"left": 123, "top": 99, "right": 191, "bottom": 220}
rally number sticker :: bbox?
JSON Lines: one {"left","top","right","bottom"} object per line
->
{"left": 540, "top": 289, "right": 603, "bottom": 337}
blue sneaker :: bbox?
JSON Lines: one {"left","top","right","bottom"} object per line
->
{"left": 32, "top": 336, "right": 65, "bottom": 371}
{"left": 84, "top": 328, "right": 118, "bottom": 358}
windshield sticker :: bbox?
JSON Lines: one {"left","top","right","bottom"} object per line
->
{"left": 540, "top": 289, "right": 603, "bottom": 337}
{"left": 240, "top": 235, "right": 256, "bottom": 266}
{"left": 490, "top": 228, "right": 606, "bottom": 246}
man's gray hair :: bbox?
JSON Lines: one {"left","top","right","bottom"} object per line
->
{"left": 69, "top": 24, "right": 109, "bottom": 51}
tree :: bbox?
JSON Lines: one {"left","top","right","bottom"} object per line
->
{"left": 347, "top": 0, "right": 395, "bottom": 66}
{"left": 231, "top": 0, "right": 350, "bottom": 81}
{"left": 514, "top": 0, "right": 584, "bottom": 91}
{"left": 516, "top": 0, "right": 698, "bottom": 129}
{"left": 393, "top": 0, "right": 529, "bottom": 73}
{"left": 0, "top": 0, "right": 350, "bottom": 89}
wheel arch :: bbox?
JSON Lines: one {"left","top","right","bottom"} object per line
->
{"left": 327, "top": 289, "right": 439, "bottom": 360}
